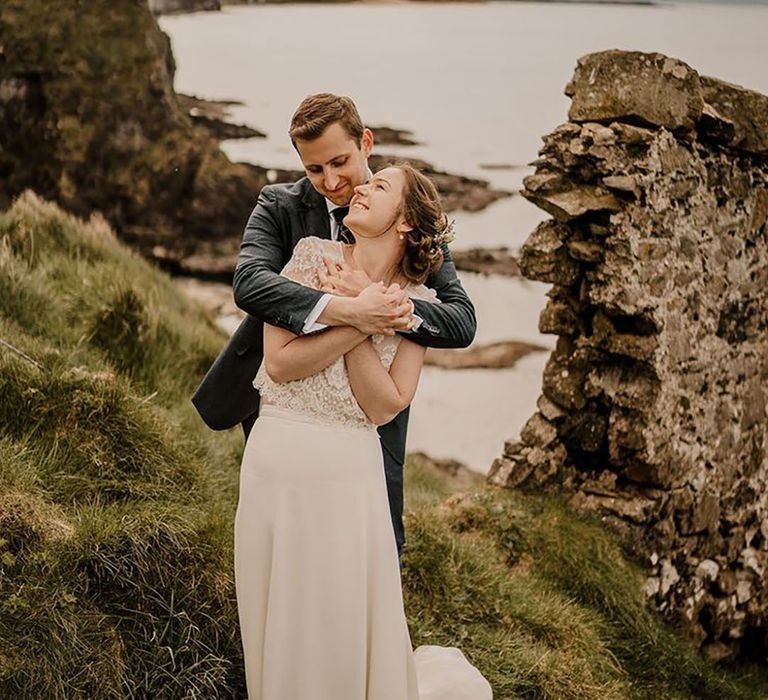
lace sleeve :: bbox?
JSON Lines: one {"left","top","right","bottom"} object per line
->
{"left": 368, "top": 283, "right": 442, "bottom": 371}
{"left": 407, "top": 283, "right": 442, "bottom": 305}
{"left": 280, "top": 236, "right": 325, "bottom": 289}
{"left": 280, "top": 236, "right": 343, "bottom": 290}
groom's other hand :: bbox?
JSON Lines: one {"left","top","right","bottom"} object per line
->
{"left": 321, "top": 281, "right": 414, "bottom": 336}
{"left": 317, "top": 257, "right": 371, "bottom": 296}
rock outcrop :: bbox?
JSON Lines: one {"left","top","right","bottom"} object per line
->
{"left": 0, "top": 0, "right": 268, "bottom": 271}
{"left": 178, "top": 94, "right": 266, "bottom": 140}
{"left": 425, "top": 340, "right": 546, "bottom": 370}
{"left": 489, "top": 50, "right": 768, "bottom": 661}
{"left": 451, "top": 247, "right": 521, "bottom": 277}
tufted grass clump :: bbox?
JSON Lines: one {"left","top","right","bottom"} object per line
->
{"left": 0, "top": 192, "right": 223, "bottom": 403}
{"left": 0, "top": 352, "right": 200, "bottom": 504}
{"left": 0, "top": 192, "right": 245, "bottom": 698}
{"left": 401, "top": 467, "right": 768, "bottom": 700}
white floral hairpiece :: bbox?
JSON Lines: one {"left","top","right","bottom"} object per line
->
{"left": 433, "top": 217, "right": 456, "bottom": 248}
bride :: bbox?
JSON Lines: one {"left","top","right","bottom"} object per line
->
{"left": 233, "top": 163, "right": 493, "bottom": 700}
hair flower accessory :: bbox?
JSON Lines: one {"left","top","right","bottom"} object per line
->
{"left": 434, "top": 216, "right": 456, "bottom": 248}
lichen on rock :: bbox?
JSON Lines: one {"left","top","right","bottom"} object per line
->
{"left": 491, "top": 49, "right": 768, "bottom": 661}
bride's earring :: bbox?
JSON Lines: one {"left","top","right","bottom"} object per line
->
{"left": 399, "top": 234, "right": 404, "bottom": 240}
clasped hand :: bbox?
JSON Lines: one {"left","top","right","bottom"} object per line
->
{"left": 318, "top": 256, "right": 415, "bottom": 336}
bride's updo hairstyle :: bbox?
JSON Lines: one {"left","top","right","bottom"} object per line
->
{"left": 393, "top": 163, "right": 450, "bottom": 285}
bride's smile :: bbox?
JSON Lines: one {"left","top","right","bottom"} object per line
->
{"left": 344, "top": 167, "right": 410, "bottom": 240}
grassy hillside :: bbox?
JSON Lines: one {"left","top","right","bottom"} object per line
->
{"left": 0, "top": 192, "right": 243, "bottom": 697}
{"left": 403, "top": 462, "right": 768, "bottom": 699}
{"left": 1, "top": 192, "right": 765, "bottom": 698}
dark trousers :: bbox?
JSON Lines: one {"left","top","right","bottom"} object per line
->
{"left": 241, "top": 414, "right": 405, "bottom": 561}
{"left": 382, "top": 448, "right": 405, "bottom": 560}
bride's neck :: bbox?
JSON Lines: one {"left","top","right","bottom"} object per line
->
{"left": 350, "top": 238, "right": 402, "bottom": 284}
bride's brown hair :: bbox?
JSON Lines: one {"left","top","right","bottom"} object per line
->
{"left": 392, "top": 163, "right": 448, "bottom": 285}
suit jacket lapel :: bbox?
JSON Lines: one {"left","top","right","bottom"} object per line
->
{"left": 299, "top": 178, "right": 331, "bottom": 241}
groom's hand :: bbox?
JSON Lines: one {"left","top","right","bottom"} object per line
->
{"left": 358, "top": 283, "right": 415, "bottom": 335}
{"left": 323, "top": 281, "right": 414, "bottom": 336}
{"left": 317, "top": 257, "right": 371, "bottom": 297}
{"left": 383, "top": 283, "right": 416, "bottom": 332}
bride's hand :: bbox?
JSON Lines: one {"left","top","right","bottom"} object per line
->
{"left": 317, "top": 257, "right": 372, "bottom": 296}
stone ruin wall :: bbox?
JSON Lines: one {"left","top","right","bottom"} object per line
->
{"left": 488, "top": 50, "right": 768, "bottom": 661}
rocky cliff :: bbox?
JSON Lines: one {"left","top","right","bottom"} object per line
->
{"left": 0, "top": 0, "right": 269, "bottom": 272}
{"left": 0, "top": 1, "right": 507, "bottom": 279}
{"left": 489, "top": 50, "right": 768, "bottom": 661}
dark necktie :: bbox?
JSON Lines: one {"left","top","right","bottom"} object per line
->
{"left": 331, "top": 207, "right": 353, "bottom": 244}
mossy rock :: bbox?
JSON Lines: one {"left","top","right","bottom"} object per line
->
{"left": 0, "top": 1, "right": 267, "bottom": 266}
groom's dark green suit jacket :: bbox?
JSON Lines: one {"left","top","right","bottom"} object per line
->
{"left": 192, "top": 176, "right": 476, "bottom": 549}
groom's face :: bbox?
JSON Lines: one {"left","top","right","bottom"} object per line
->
{"left": 295, "top": 121, "right": 373, "bottom": 207}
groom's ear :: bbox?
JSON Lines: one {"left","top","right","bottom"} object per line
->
{"left": 361, "top": 128, "right": 374, "bottom": 158}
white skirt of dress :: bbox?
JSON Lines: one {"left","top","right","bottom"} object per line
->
{"left": 234, "top": 404, "right": 492, "bottom": 700}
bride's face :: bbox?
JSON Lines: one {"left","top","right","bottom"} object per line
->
{"left": 344, "top": 167, "right": 410, "bottom": 241}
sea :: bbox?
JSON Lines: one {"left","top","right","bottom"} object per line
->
{"left": 160, "top": 1, "right": 768, "bottom": 472}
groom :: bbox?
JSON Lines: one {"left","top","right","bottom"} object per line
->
{"left": 192, "top": 93, "right": 476, "bottom": 558}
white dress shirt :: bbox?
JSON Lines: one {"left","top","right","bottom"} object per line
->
{"left": 300, "top": 199, "right": 352, "bottom": 333}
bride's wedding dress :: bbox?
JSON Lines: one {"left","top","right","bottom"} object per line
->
{"left": 234, "top": 237, "right": 493, "bottom": 700}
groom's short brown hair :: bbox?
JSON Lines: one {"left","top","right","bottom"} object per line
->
{"left": 289, "top": 93, "right": 365, "bottom": 145}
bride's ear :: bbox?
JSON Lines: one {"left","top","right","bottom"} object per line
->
{"left": 396, "top": 218, "right": 413, "bottom": 237}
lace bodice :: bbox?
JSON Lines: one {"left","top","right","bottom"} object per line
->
{"left": 253, "top": 236, "right": 440, "bottom": 429}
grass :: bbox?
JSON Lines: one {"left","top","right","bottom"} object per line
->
{"left": 402, "top": 475, "right": 768, "bottom": 699}
{"left": 1, "top": 192, "right": 766, "bottom": 698}
{"left": 0, "top": 192, "right": 243, "bottom": 698}
{"left": 403, "top": 473, "right": 621, "bottom": 699}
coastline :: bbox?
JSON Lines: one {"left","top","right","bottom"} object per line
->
{"left": 152, "top": 0, "right": 658, "bottom": 15}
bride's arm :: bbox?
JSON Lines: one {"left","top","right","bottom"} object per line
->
{"left": 344, "top": 338, "right": 426, "bottom": 426}
{"left": 263, "top": 323, "right": 367, "bottom": 384}
{"left": 263, "top": 281, "right": 414, "bottom": 383}
{"left": 260, "top": 237, "right": 371, "bottom": 383}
